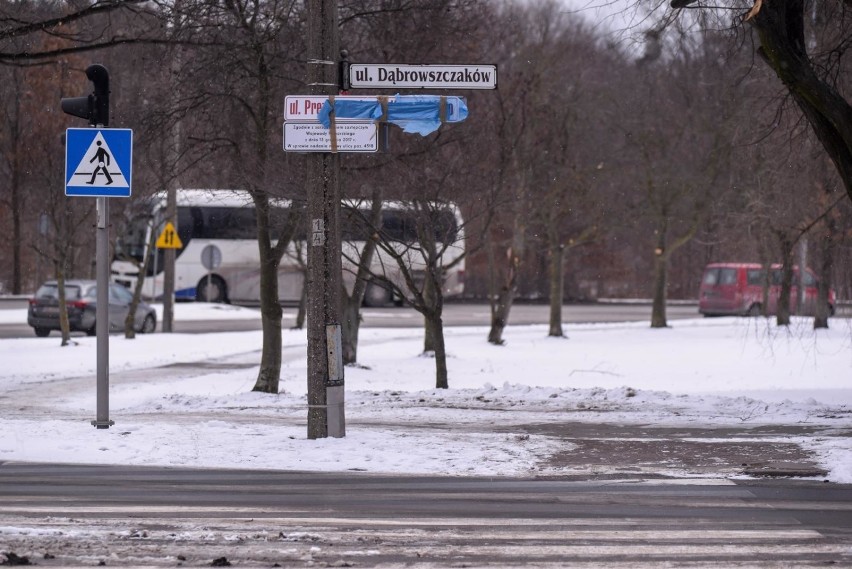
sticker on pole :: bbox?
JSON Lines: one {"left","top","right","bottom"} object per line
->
{"left": 65, "top": 128, "right": 133, "bottom": 197}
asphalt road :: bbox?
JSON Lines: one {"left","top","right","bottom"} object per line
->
{"left": 0, "top": 301, "right": 702, "bottom": 338}
{"left": 0, "top": 462, "right": 850, "bottom": 567}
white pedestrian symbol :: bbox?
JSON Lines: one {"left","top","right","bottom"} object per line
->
{"left": 88, "top": 141, "right": 113, "bottom": 185}
{"left": 69, "top": 132, "right": 129, "bottom": 188}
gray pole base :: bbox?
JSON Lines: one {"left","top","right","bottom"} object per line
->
{"left": 91, "top": 420, "right": 115, "bottom": 430}
{"left": 327, "top": 385, "right": 345, "bottom": 438}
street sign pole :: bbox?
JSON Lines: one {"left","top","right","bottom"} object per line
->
{"left": 93, "top": 195, "right": 113, "bottom": 429}
{"left": 306, "top": 0, "right": 345, "bottom": 439}
{"left": 88, "top": 67, "right": 111, "bottom": 427}
{"left": 163, "top": 188, "right": 176, "bottom": 331}
{"left": 151, "top": 244, "right": 158, "bottom": 301}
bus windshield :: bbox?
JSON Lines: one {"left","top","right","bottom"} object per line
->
{"left": 115, "top": 215, "right": 154, "bottom": 263}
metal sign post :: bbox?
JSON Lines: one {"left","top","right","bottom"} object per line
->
{"left": 155, "top": 221, "right": 183, "bottom": 301}
{"left": 200, "top": 244, "right": 222, "bottom": 302}
{"left": 93, "top": 196, "right": 113, "bottom": 429}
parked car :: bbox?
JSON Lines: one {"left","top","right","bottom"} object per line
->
{"left": 27, "top": 279, "right": 157, "bottom": 337}
{"left": 698, "top": 263, "right": 836, "bottom": 317}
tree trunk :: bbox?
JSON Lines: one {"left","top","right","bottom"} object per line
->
{"left": 341, "top": 290, "right": 360, "bottom": 363}
{"left": 254, "top": 258, "right": 283, "bottom": 392}
{"left": 488, "top": 287, "right": 514, "bottom": 345}
{"left": 650, "top": 225, "right": 669, "bottom": 328}
{"left": 9, "top": 72, "right": 23, "bottom": 295}
{"left": 761, "top": 264, "right": 771, "bottom": 317}
{"left": 416, "top": 217, "right": 449, "bottom": 388}
{"left": 650, "top": 211, "right": 699, "bottom": 328}
{"left": 294, "top": 276, "right": 307, "bottom": 330}
{"left": 548, "top": 243, "right": 564, "bottom": 337}
{"left": 252, "top": 193, "right": 284, "bottom": 394}
{"left": 427, "top": 311, "right": 448, "bottom": 389}
{"left": 776, "top": 237, "right": 795, "bottom": 326}
{"left": 125, "top": 226, "right": 156, "bottom": 339}
{"left": 814, "top": 214, "right": 836, "bottom": 329}
{"left": 56, "top": 260, "right": 71, "bottom": 347}
{"left": 11, "top": 161, "right": 21, "bottom": 295}
{"left": 488, "top": 215, "right": 524, "bottom": 345}
{"left": 423, "top": 272, "right": 438, "bottom": 353}
{"left": 650, "top": 252, "right": 668, "bottom": 328}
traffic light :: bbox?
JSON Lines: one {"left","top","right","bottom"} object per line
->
{"left": 61, "top": 64, "right": 110, "bottom": 126}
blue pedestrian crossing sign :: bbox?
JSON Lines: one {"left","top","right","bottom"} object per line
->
{"left": 65, "top": 128, "right": 133, "bottom": 197}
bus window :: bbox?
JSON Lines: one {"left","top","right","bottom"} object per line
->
{"left": 202, "top": 207, "right": 257, "bottom": 239}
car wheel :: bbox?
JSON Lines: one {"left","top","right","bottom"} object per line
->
{"left": 363, "top": 280, "right": 393, "bottom": 307}
{"left": 746, "top": 303, "right": 762, "bottom": 317}
{"left": 196, "top": 275, "right": 228, "bottom": 303}
{"left": 85, "top": 324, "right": 97, "bottom": 336}
{"left": 34, "top": 327, "right": 50, "bottom": 337}
{"left": 140, "top": 313, "right": 156, "bottom": 334}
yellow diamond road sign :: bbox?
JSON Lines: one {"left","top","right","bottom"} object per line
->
{"left": 156, "top": 222, "right": 182, "bottom": 249}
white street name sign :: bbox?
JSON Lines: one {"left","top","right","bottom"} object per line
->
{"left": 349, "top": 64, "right": 497, "bottom": 90}
{"left": 284, "top": 122, "right": 377, "bottom": 153}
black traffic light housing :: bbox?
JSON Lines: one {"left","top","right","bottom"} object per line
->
{"left": 61, "top": 64, "right": 110, "bottom": 126}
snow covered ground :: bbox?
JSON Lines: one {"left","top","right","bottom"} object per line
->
{"left": 0, "top": 303, "right": 850, "bottom": 481}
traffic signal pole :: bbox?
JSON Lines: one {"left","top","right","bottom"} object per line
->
{"left": 94, "top": 194, "right": 112, "bottom": 429}
{"left": 306, "top": 0, "right": 345, "bottom": 439}
{"left": 61, "top": 64, "right": 114, "bottom": 429}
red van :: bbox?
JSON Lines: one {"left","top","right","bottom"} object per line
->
{"left": 698, "top": 263, "right": 836, "bottom": 317}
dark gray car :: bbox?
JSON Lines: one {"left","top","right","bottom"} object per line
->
{"left": 27, "top": 280, "right": 157, "bottom": 337}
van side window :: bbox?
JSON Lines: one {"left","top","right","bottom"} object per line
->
{"left": 746, "top": 269, "right": 765, "bottom": 286}
{"left": 802, "top": 271, "right": 816, "bottom": 287}
{"left": 719, "top": 268, "right": 737, "bottom": 285}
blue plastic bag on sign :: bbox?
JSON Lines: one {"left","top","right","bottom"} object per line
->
{"left": 317, "top": 99, "right": 383, "bottom": 124}
{"left": 318, "top": 95, "right": 468, "bottom": 136}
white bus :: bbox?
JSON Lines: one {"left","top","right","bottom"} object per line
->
{"left": 111, "top": 189, "right": 465, "bottom": 306}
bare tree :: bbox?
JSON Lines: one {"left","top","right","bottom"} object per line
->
{"left": 483, "top": 1, "right": 563, "bottom": 345}
{"left": 0, "top": 1, "right": 159, "bottom": 64}
{"left": 31, "top": 151, "right": 97, "bottom": 345}
{"left": 160, "top": 0, "right": 306, "bottom": 394}
{"left": 340, "top": 190, "right": 383, "bottom": 365}
{"left": 343, "top": 191, "right": 471, "bottom": 389}
{"left": 621, "top": 35, "right": 739, "bottom": 328}
{"left": 669, "top": 0, "right": 852, "bottom": 205}
{"left": 0, "top": 66, "right": 28, "bottom": 294}
{"left": 120, "top": 215, "right": 157, "bottom": 339}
